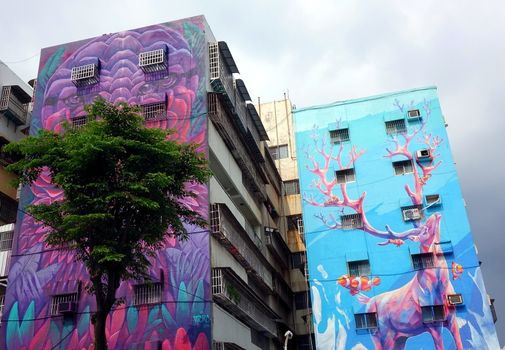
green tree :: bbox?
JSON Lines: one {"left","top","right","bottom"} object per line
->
{"left": 4, "top": 98, "right": 209, "bottom": 350}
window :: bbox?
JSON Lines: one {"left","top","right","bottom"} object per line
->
{"left": 355, "top": 312, "right": 378, "bottom": 330}
{"left": 71, "top": 115, "right": 88, "bottom": 128}
{"left": 348, "top": 259, "right": 370, "bottom": 276}
{"left": 401, "top": 205, "right": 423, "bottom": 221}
{"left": 329, "top": 128, "right": 350, "bottom": 144}
{"left": 269, "top": 144, "right": 288, "bottom": 160}
{"left": 385, "top": 119, "right": 407, "bottom": 135}
{"left": 422, "top": 305, "right": 445, "bottom": 323}
{"left": 335, "top": 168, "right": 356, "bottom": 184}
{"left": 425, "top": 194, "right": 441, "bottom": 207}
{"left": 133, "top": 282, "right": 162, "bottom": 305}
{"left": 50, "top": 293, "right": 78, "bottom": 316}
{"left": 411, "top": 253, "right": 435, "bottom": 270}
{"left": 407, "top": 109, "right": 421, "bottom": 119}
{"left": 141, "top": 102, "right": 166, "bottom": 121}
{"left": 139, "top": 48, "right": 167, "bottom": 73}
{"left": 341, "top": 214, "right": 363, "bottom": 230}
{"left": 287, "top": 215, "right": 302, "bottom": 231}
{"left": 0, "top": 229, "right": 13, "bottom": 251}
{"left": 294, "top": 292, "right": 311, "bottom": 310}
{"left": 0, "top": 86, "right": 10, "bottom": 110}
{"left": 71, "top": 64, "right": 99, "bottom": 87}
{"left": 393, "top": 159, "right": 413, "bottom": 175}
{"left": 284, "top": 180, "right": 300, "bottom": 195}
{"left": 292, "top": 251, "right": 306, "bottom": 270}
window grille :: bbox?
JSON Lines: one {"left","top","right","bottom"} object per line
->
{"left": 269, "top": 144, "right": 289, "bottom": 160}
{"left": 355, "top": 312, "right": 378, "bottom": 330}
{"left": 329, "top": 128, "right": 350, "bottom": 143}
{"left": 335, "top": 168, "right": 356, "bottom": 184}
{"left": 212, "top": 268, "right": 224, "bottom": 295}
{"left": 411, "top": 253, "right": 435, "bottom": 270}
{"left": 421, "top": 305, "right": 445, "bottom": 323}
{"left": 341, "top": 213, "right": 363, "bottom": 230}
{"left": 385, "top": 119, "right": 407, "bottom": 135}
{"left": 133, "top": 283, "right": 162, "bottom": 305}
{"left": 393, "top": 159, "right": 413, "bottom": 175}
{"left": 297, "top": 217, "right": 304, "bottom": 236}
{"left": 141, "top": 102, "right": 166, "bottom": 121}
{"left": 71, "top": 64, "right": 99, "bottom": 87}
{"left": 348, "top": 259, "right": 370, "bottom": 276}
{"left": 0, "top": 230, "right": 13, "bottom": 251}
{"left": 71, "top": 115, "right": 88, "bottom": 128}
{"left": 139, "top": 49, "right": 167, "bottom": 73}
{"left": 0, "top": 86, "right": 10, "bottom": 110}
{"left": 407, "top": 109, "right": 421, "bottom": 118}
{"left": 50, "top": 293, "right": 78, "bottom": 316}
{"left": 209, "top": 43, "right": 220, "bottom": 80}
{"left": 284, "top": 180, "right": 300, "bottom": 195}
{"left": 212, "top": 342, "right": 225, "bottom": 350}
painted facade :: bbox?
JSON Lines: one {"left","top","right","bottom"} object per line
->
{"left": 294, "top": 87, "right": 499, "bottom": 349}
{"left": 1, "top": 16, "right": 211, "bottom": 349}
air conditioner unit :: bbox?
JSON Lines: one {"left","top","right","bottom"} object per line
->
{"left": 403, "top": 208, "right": 422, "bottom": 221}
{"left": 416, "top": 149, "right": 432, "bottom": 160}
{"left": 407, "top": 109, "right": 421, "bottom": 119}
{"left": 57, "top": 301, "right": 78, "bottom": 314}
{"left": 447, "top": 294, "right": 464, "bottom": 306}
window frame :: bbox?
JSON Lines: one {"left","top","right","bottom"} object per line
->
{"left": 269, "top": 144, "right": 289, "bottom": 160}
{"left": 0, "top": 230, "right": 14, "bottom": 251}
{"left": 335, "top": 168, "right": 356, "bottom": 184}
{"left": 348, "top": 259, "right": 371, "bottom": 276}
{"left": 340, "top": 213, "right": 363, "bottom": 230}
{"left": 421, "top": 305, "right": 445, "bottom": 323}
{"left": 392, "top": 159, "right": 414, "bottom": 176}
{"left": 411, "top": 252, "right": 435, "bottom": 270}
{"left": 133, "top": 282, "right": 163, "bottom": 306}
{"left": 283, "top": 179, "right": 300, "bottom": 195}
{"left": 385, "top": 119, "right": 407, "bottom": 135}
{"left": 49, "top": 292, "right": 79, "bottom": 316}
{"left": 329, "top": 127, "right": 350, "bottom": 144}
{"left": 355, "top": 312, "right": 378, "bottom": 330}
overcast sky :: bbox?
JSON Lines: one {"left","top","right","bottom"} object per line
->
{"left": 1, "top": 0, "right": 504, "bottom": 345}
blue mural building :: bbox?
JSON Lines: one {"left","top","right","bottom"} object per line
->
{"left": 294, "top": 87, "right": 499, "bottom": 349}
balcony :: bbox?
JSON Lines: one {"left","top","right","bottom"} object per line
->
{"left": 208, "top": 93, "right": 266, "bottom": 201}
{"left": 209, "top": 42, "right": 238, "bottom": 109}
{"left": 210, "top": 203, "right": 273, "bottom": 290}
{"left": 212, "top": 268, "right": 278, "bottom": 337}
{"left": 265, "top": 227, "right": 290, "bottom": 269}
{"left": 0, "top": 192, "right": 17, "bottom": 224}
{"left": 0, "top": 86, "right": 31, "bottom": 126}
{"left": 0, "top": 223, "right": 14, "bottom": 277}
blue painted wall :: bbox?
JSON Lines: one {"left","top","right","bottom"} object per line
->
{"left": 294, "top": 87, "right": 499, "bottom": 349}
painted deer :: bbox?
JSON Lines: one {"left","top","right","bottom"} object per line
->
{"left": 303, "top": 100, "right": 463, "bottom": 349}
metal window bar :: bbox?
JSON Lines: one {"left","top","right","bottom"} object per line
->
{"left": 139, "top": 49, "right": 167, "bottom": 73}
{"left": 329, "top": 128, "right": 350, "bottom": 143}
{"left": 0, "top": 230, "right": 13, "bottom": 251}
{"left": 71, "top": 64, "right": 99, "bottom": 87}
{"left": 348, "top": 260, "right": 370, "bottom": 276}
{"left": 142, "top": 102, "right": 166, "bottom": 121}
{"left": 133, "top": 283, "right": 162, "bottom": 305}
{"left": 393, "top": 160, "right": 413, "bottom": 175}
{"left": 71, "top": 115, "right": 88, "bottom": 128}
{"left": 212, "top": 268, "right": 225, "bottom": 295}
{"left": 385, "top": 119, "right": 407, "bottom": 135}
{"left": 335, "top": 168, "right": 356, "bottom": 184}
{"left": 0, "top": 87, "right": 10, "bottom": 110}
{"left": 340, "top": 213, "right": 363, "bottom": 230}
{"left": 212, "top": 342, "right": 225, "bottom": 350}
{"left": 50, "top": 293, "right": 78, "bottom": 316}
{"left": 412, "top": 253, "right": 435, "bottom": 270}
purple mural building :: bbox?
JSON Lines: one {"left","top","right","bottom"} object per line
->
{"left": 1, "top": 16, "right": 213, "bottom": 350}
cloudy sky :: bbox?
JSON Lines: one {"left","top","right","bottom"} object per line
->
{"left": 1, "top": 0, "right": 504, "bottom": 344}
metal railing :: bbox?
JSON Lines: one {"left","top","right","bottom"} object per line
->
{"left": 0, "top": 86, "right": 29, "bottom": 125}
{"left": 209, "top": 43, "right": 235, "bottom": 107}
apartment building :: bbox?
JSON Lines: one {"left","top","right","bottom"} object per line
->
{"left": 0, "top": 62, "right": 32, "bottom": 321}
{"left": 0, "top": 16, "right": 297, "bottom": 350}
{"left": 293, "top": 87, "right": 500, "bottom": 349}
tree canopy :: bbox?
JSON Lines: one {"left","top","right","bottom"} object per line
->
{"left": 4, "top": 98, "right": 209, "bottom": 349}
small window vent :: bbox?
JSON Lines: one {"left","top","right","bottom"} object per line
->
{"left": 416, "top": 149, "right": 432, "bottom": 160}
{"left": 139, "top": 48, "right": 168, "bottom": 73}
{"left": 329, "top": 128, "right": 350, "bottom": 144}
{"left": 141, "top": 102, "right": 166, "bottom": 121}
{"left": 71, "top": 64, "right": 99, "bottom": 87}
{"left": 341, "top": 214, "right": 363, "bottom": 230}
{"left": 425, "top": 194, "right": 441, "bottom": 207}
{"left": 407, "top": 109, "right": 421, "bottom": 119}
{"left": 447, "top": 294, "right": 464, "bottom": 306}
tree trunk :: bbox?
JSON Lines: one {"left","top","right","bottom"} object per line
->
{"left": 93, "top": 310, "right": 108, "bottom": 350}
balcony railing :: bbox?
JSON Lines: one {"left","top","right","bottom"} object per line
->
{"left": 0, "top": 193, "right": 17, "bottom": 224}
{"left": 212, "top": 268, "right": 277, "bottom": 337}
{"left": 265, "top": 227, "right": 290, "bottom": 269}
{"left": 210, "top": 203, "right": 272, "bottom": 290}
{"left": 208, "top": 93, "right": 266, "bottom": 201}
{"left": 0, "top": 86, "right": 30, "bottom": 125}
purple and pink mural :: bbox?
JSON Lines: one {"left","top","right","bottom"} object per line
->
{"left": 294, "top": 88, "right": 500, "bottom": 349}
{"left": 1, "top": 16, "right": 212, "bottom": 349}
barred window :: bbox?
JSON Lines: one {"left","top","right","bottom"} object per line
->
{"left": 348, "top": 259, "right": 370, "bottom": 276}
{"left": 340, "top": 213, "right": 363, "bottom": 230}
{"left": 385, "top": 119, "right": 407, "bottom": 135}
{"left": 139, "top": 49, "right": 167, "bottom": 73}
{"left": 133, "top": 283, "right": 162, "bottom": 305}
{"left": 411, "top": 253, "right": 435, "bottom": 270}
{"left": 422, "top": 305, "right": 445, "bottom": 323}
{"left": 50, "top": 293, "right": 78, "bottom": 316}
{"left": 355, "top": 312, "right": 377, "bottom": 330}
{"left": 71, "top": 64, "right": 99, "bottom": 87}
{"left": 141, "top": 102, "right": 166, "bottom": 121}
{"left": 329, "top": 128, "right": 350, "bottom": 144}
{"left": 71, "top": 115, "right": 88, "bottom": 128}
{"left": 0, "top": 230, "right": 13, "bottom": 251}
{"left": 335, "top": 168, "right": 355, "bottom": 184}
{"left": 284, "top": 180, "right": 300, "bottom": 195}
{"left": 393, "top": 160, "right": 413, "bottom": 175}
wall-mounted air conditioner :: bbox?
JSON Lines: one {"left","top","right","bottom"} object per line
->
{"left": 447, "top": 294, "right": 464, "bottom": 306}
{"left": 402, "top": 208, "right": 422, "bottom": 221}
{"left": 416, "top": 149, "right": 432, "bottom": 161}
{"left": 58, "top": 301, "right": 78, "bottom": 314}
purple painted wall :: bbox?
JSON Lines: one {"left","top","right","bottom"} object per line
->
{"left": 1, "top": 16, "right": 212, "bottom": 350}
